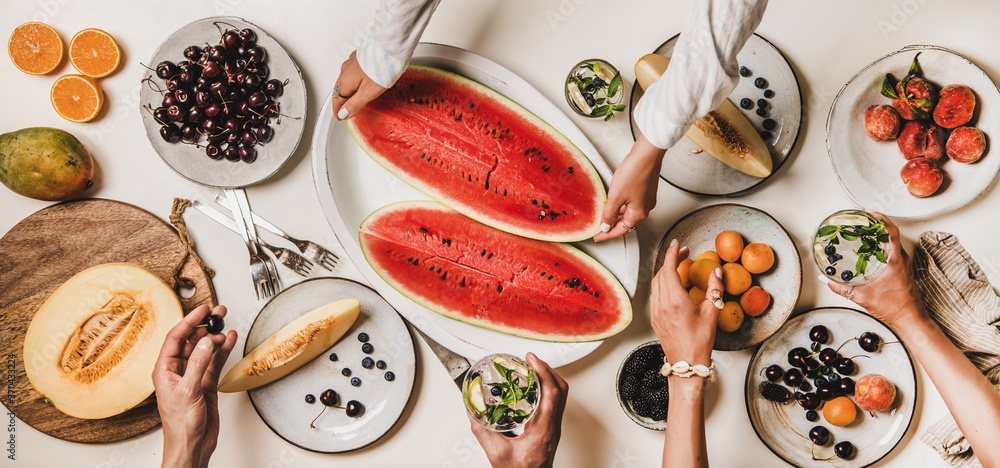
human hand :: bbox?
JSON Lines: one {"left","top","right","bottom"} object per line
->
{"left": 470, "top": 353, "right": 569, "bottom": 468}
{"left": 331, "top": 50, "right": 388, "bottom": 120}
{"left": 820, "top": 212, "right": 926, "bottom": 329}
{"left": 593, "top": 135, "right": 666, "bottom": 242}
{"left": 650, "top": 239, "right": 723, "bottom": 367}
{"left": 154, "top": 304, "right": 237, "bottom": 468}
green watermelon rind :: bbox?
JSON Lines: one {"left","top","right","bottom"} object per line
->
{"left": 358, "top": 200, "right": 631, "bottom": 343}
{"left": 346, "top": 65, "right": 606, "bottom": 243}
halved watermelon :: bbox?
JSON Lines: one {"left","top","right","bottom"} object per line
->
{"left": 359, "top": 201, "right": 631, "bottom": 342}
{"left": 347, "top": 65, "right": 606, "bottom": 242}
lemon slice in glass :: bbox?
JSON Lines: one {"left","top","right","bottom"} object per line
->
{"left": 827, "top": 212, "right": 870, "bottom": 227}
{"left": 466, "top": 375, "right": 487, "bottom": 414}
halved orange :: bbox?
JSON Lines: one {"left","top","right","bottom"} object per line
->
{"left": 8, "top": 22, "right": 64, "bottom": 75}
{"left": 51, "top": 74, "right": 103, "bottom": 122}
{"left": 68, "top": 28, "right": 120, "bottom": 78}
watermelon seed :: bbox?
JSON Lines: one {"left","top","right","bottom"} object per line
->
{"left": 481, "top": 250, "right": 486, "bottom": 256}
{"left": 461, "top": 278, "right": 466, "bottom": 287}
{"left": 503, "top": 189, "right": 507, "bottom": 196}
{"left": 407, "top": 257, "right": 413, "bottom": 262}
{"left": 541, "top": 272, "right": 546, "bottom": 276}
{"left": 543, "top": 167, "right": 551, "bottom": 173}
{"left": 420, "top": 228, "right": 428, "bottom": 233}
{"left": 428, "top": 266, "right": 434, "bottom": 271}
{"left": 595, "top": 292, "right": 601, "bottom": 297}
{"left": 420, "top": 153, "right": 425, "bottom": 159}
{"left": 568, "top": 167, "right": 574, "bottom": 173}
{"left": 548, "top": 276, "right": 553, "bottom": 280}
{"left": 487, "top": 253, "right": 493, "bottom": 259}
{"left": 497, "top": 285, "right": 504, "bottom": 293}
{"left": 562, "top": 210, "right": 568, "bottom": 215}
{"left": 542, "top": 203, "right": 550, "bottom": 209}
{"left": 469, "top": 103, "right": 474, "bottom": 108}
{"left": 455, "top": 114, "right": 462, "bottom": 122}
{"left": 440, "top": 272, "right": 447, "bottom": 280}
{"left": 524, "top": 150, "right": 530, "bottom": 156}
{"left": 538, "top": 214, "right": 545, "bottom": 220}
{"left": 505, "top": 129, "right": 510, "bottom": 134}
{"left": 436, "top": 267, "right": 442, "bottom": 273}
{"left": 468, "top": 175, "right": 472, "bottom": 182}
{"left": 532, "top": 200, "right": 538, "bottom": 205}
{"left": 583, "top": 286, "right": 588, "bottom": 291}
{"left": 554, "top": 263, "right": 559, "bottom": 266}
{"left": 566, "top": 278, "right": 581, "bottom": 288}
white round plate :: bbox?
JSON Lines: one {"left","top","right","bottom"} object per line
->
{"left": 746, "top": 307, "right": 916, "bottom": 467}
{"left": 246, "top": 278, "right": 416, "bottom": 453}
{"left": 826, "top": 45, "right": 1000, "bottom": 219}
{"left": 139, "top": 16, "right": 306, "bottom": 188}
{"left": 311, "top": 43, "right": 640, "bottom": 368}
{"left": 628, "top": 33, "right": 802, "bottom": 196}
{"left": 654, "top": 204, "right": 802, "bottom": 351}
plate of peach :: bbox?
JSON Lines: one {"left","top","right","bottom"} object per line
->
{"left": 653, "top": 204, "right": 801, "bottom": 351}
{"left": 827, "top": 45, "right": 1000, "bottom": 219}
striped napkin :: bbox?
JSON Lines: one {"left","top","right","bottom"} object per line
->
{"left": 912, "top": 231, "right": 1000, "bottom": 468}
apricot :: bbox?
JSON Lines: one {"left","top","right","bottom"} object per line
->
{"left": 854, "top": 374, "right": 896, "bottom": 412}
{"left": 718, "top": 301, "right": 744, "bottom": 333}
{"left": 946, "top": 126, "right": 987, "bottom": 164}
{"left": 721, "top": 263, "right": 752, "bottom": 296}
{"left": 741, "top": 243, "right": 774, "bottom": 274}
{"left": 823, "top": 396, "right": 857, "bottom": 427}
{"left": 688, "top": 286, "right": 706, "bottom": 304}
{"left": 695, "top": 250, "right": 722, "bottom": 264}
{"left": 900, "top": 157, "right": 944, "bottom": 198}
{"left": 897, "top": 120, "right": 946, "bottom": 161}
{"left": 892, "top": 77, "right": 937, "bottom": 120}
{"left": 863, "top": 104, "right": 902, "bottom": 141}
{"left": 677, "top": 258, "right": 694, "bottom": 289}
{"left": 689, "top": 259, "right": 721, "bottom": 291}
{"left": 933, "top": 84, "right": 976, "bottom": 129}
{"left": 740, "top": 286, "right": 771, "bottom": 317}
{"left": 715, "top": 231, "right": 744, "bottom": 263}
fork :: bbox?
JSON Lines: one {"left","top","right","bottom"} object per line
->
{"left": 191, "top": 200, "right": 314, "bottom": 277}
{"left": 214, "top": 194, "right": 339, "bottom": 271}
{"left": 224, "top": 188, "right": 279, "bottom": 299}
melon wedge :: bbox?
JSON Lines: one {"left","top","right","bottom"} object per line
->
{"left": 635, "top": 54, "right": 772, "bottom": 178}
{"left": 23, "top": 263, "right": 183, "bottom": 420}
{"left": 218, "top": 298, "right": 360, "bottom": 393}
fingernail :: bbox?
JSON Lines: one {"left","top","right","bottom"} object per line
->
{"left": 714, "top": 268, "right": 722, "bottom": 279}
{"left": 197, "top": 336, "right": 213, "bottom": 350}
{"left": 669, "top": 238, "right": 677, "bottom": 247}
{"left": 337, "top": 108, "right": 349, "bottom": 120}
{"left": 679, "top": 246, "right": 689, "bottom": 254}
{"left": 600, "top": 222, "right": 611, "bottom": 232}
{"left": 817, "top": 274, "right": 830, "bottom": 285}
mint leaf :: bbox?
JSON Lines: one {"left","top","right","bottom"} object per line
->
{"left": 608, "top": 72, "right": 622, "bottom": 98}
{"left": 817, "top": 225, "right": 838, "bottom": 237}
{"left": 881, "top": 74, "right": 900, "bottom": 100}
{"left": 856, "top": 253, "right": 870, "bottom": 275}
{"left": 613, "top": 104, "right": 626, "bottom": 112}
{"left": 874, "top": 250, "right": 887, "bottom": 264}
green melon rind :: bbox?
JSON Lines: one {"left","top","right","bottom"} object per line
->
{"left": 358, "top": 200, "right": 631, "bottom": 342}
{"left": 346, "top": 65, "right": 606, "bottom": 243}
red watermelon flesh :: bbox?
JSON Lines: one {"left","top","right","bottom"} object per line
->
{"left": 359, "top": 201, "right": 631, "bottom": 342}
{"left": 347, "top": 65, "right": 606, "bottom": 243}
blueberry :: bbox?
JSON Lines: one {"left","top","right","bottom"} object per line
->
{"left": 828, "top": 372, "right": 841, "bottom": 382}
{"left": 799, "top": 381, "right": 812, "bottom": 392}
{"left": 824, "top": 245, "right": 836, "bottom": 255}
{"left": 820, "top": 365, "right": 833, "bottom": 375}
{"left": 384, "top": 371, "right": 395, "bottom": 381}
{"left": 762, "top": 118, "right": 776, "bottom": 130}
{"left": 806, "top": 410, "right": 818, "bottom": 422}
{"left": 351, "top": 377, "right": 361, "bottom": 387}
{"left": 754, "top": 77, "right": 768, "bottom": 89}
{"left": 329, "top": 353, "right": 338, "bottom": 362}
{"left": 362, "top": 357, "right": 374, "bottom": 369}
{"left": 825, "top": 266, "right": 836, "bottom": 276}
{"left": 584, "top": 83, "right": 595, "bottom": 92}
{"left": 756, "top": 107, "right": 767, "bottom": 117}
{"left": 739, "top": 66, "right": 751, "bottom": 77}
{"left": 760, "top": 131, "right": 772, "bottom": 140}
{"left": 583, "top": 92, "right": 595, "bottom": 107}
{"left": 841, "top": 270, "right": 854, "bottom": 282}
{"left": 740, "top": 98, "right": 753, "bottom": 110}
{"left": 757, "top": 99, "right": 768, "bottom": 109}
{"left": 342, "top": 368, "right": 351, "bottom": 377}
{"left": 814, "top": 376, "right": 827, "bottom": 387}
{"left": 593, "top": 77, "right": 605, "bottom": 87}
{"left": 362, "top": 343, "right": 374, "bottom": 354}
{"left": 490, "top": 386, "right": 502, "bottom": 396}
{"left": 358, "top": 332, "right": 369, "bottom": 342}
{"left": 764, "top": 89, "right": 775, "bottom": 98}
{"left": 810, "top": 341, "right": 822, "bottom": 352}
{"left": 305, "top": 394, "right": 316, "bottom": 404}
{"left": 376, "top": 360, "right": 387, "bottom": 370}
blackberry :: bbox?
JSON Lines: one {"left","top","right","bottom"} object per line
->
{"left": 649, "top": 404, "right": 668, "bottom": 421}
{"left": 759, "top": 382, "right": 791, "bottom": 403}
{"left": 619, "top": 374, "right": 639, "bottom": 400}
{"left": 632, "top": 397, "right": 653, "bottom": 418}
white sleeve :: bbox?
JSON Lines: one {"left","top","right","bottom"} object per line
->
{"left": 634, "top": 0, "right": 768, "bottom": 150}
{"left": 357, "top": 0, "right": 442, "bottom": 88}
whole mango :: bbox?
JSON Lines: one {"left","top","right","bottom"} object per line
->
{"left": 0, "top": 127, "right": 94, "bottom": 201}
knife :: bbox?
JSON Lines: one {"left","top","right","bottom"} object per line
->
{"left": 412, "top": 327, "right": 470, "bottom": 390}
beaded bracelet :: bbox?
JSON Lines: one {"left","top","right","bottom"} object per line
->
{"left": 660, "top": 359, "right": 716, "bottom": 382}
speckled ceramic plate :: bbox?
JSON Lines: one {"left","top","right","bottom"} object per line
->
{"left": 245, "top": 278, "right": 415, "bottom": 453}
{"left": 745, "top": 307, "right": 916, "bottom": 468}
{"left": 654, "top": 204, "right": 801, "bottom": 351}
{"left": 629, "top": 33, "right": 802, "bottom": 196}
{"left": 139, "top": 16, "right": 306, "bottom": 188}
{"left": 826, "top": 44, "right": 1000, "bottom": 219}
{"left": 615, "top": 341, "right": 667, "bottom": 431}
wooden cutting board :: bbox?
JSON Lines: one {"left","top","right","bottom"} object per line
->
{"left": 0, "top": 198, "right": 216, "bottom": 444}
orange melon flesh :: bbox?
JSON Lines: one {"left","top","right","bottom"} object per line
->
{"left": 218, "top": 298, "right": 360, "bottom": 393}
{"left": 22, "top": 263, "right": 183, "bottom": 420}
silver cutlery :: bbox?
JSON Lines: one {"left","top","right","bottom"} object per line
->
{"left": 191, "top": 200, "right": 314, "bottom": 277}
{"left": 223, "top": 188, "right": 279, "bottom": 299}
{"left": 214, "top": 194, "right": 339, "bottom": 271}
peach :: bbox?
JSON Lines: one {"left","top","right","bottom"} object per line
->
{"left": 854, "top": 374, "right": 896, "bottom": 412}
{"left": 897, "top": 121, "right": 945, "bottom": 161}
{"left": 892, "top": 77, "right": 937, "bottom": 120}
{"left": 715, "top": 231, "right": 744, "bottom": 264}
{"left": 695, "top": 250, "right": 722, "bottom": 264}
{"left": 721, "top": 263, "right": 752, "bottom": 296}
{"left": 900, "top": 157, "right": 944, "bottom": 198}
{"left": 689, "top": 259, "right": 721, "bottom": 291}
{"left": 741, "top": 243, "right": 774, "bottom": 274}
{"left": 688, "top": 286, "right": 706, "bottom": 303}
{"left": 933, "top": 84, "right": 976, "bottom": 129}
{"left": 677, "top": 258, "right": 694, "bottom": 289}
{"left": 864, "top": 105, "right": 902, "bottom": 141}
{"left": 717, "top": 301, "right": 744, "bottom": 333}
{"left": 740, "top": 286, "right": 771, "bottom": 317}
{"left": 946, "top": 126, "right": 987, "bottom": 164}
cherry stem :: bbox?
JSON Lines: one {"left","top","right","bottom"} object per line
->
{"left": 309, "top": 406, "right": 327, "bottom": 429}
{"left": 836, "top": 337, "right": 858, "bottom": 354}
{"left": 142, "top": 76, "right": 166, "bottom": 96}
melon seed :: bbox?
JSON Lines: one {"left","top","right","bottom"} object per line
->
{"left": 487, "top": 253, "right": 493, "bottom": 259}
{"left": 542, "top": 203, "right": 549, "bottom": 209}
{"left": 497, "top": 285, "right": 503, "bottom": 293}
{"left": 420, "top": 228, "right": 428, "bottom": 233}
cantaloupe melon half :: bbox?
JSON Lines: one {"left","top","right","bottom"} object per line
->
{"left": 22, "top": 263, "right": 183, "bottom": 420}
{"left": 218, "top": 298, "right": 361, "bottom": 393}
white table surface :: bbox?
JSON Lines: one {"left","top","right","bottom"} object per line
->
{"left": 2, "top": 1, "right": 997, "bottom": 466}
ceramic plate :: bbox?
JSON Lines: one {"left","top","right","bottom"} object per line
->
{"left": 615, "top": 341, "right": 667, "bottom": 431}
{"left": 827, "top": 45, "right": 1000, "bottom": 219}
{"left": 246, "top": 278, "right": 415, "bottom": 453}
{"left": 628, "top": 33, "right": 802, "bottom": 196}
{"left": 311, "top": 43, "right": 640, "bottom": 367}
{"left": 745, "top": 307, "right": 916, "bottom": 467}
{"left": 654, "top": 204, "right": 801, "bottom": 351}
{"left": 139, "top": 16, "right": 306, "bottom": 188}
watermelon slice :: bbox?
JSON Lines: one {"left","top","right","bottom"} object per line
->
{"left": 347, "top": 65, "right": 606, "bottom": 242}
{"left": 359, "top": 201, "right": 631, "bottom": 342}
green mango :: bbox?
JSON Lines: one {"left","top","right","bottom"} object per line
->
{"left": 0, "top": 127, "right": 94, "bottom": 201}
